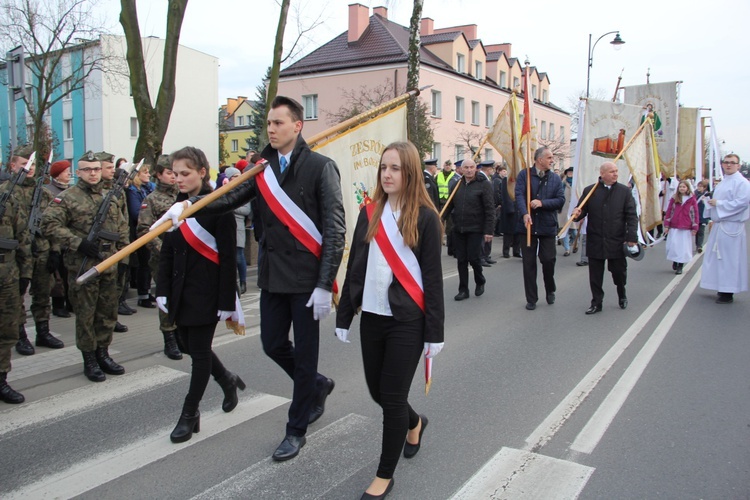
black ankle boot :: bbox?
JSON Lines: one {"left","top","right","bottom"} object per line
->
{"left": 216, "top": 371, "right": 246, "bottom": 413}
{"left": 95, "top": 347, "right": 125, "bottom": 375}
{"left": 15, "top": 325, "right": 35, "bottom": 356}
{"left": 35, "top": 321, "right": 65, "bottom": 348}
{"left": 82, "top": 351, "right": 106, "bottom": 382}
{"left": 170, "top": 410, "right": 200, "bottom": 443}
{"left": 0, "top": 372, "right": 25, "bottom": 404}
{"left": 162, "top": 331, "right": 183, "bottom": 360}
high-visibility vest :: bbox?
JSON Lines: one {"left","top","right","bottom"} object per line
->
{"left": 436, "top": 171, "right": 455, "bottom": 200}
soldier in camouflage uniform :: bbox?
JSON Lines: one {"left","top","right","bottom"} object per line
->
{"left": 98, "top": 151, "right": 130, "bottom": 333}
{"left": 8, "top": 145, "right": 65, "bottom": 355}
{"left": 136, "top": 154, "right": 182, "bottom": 360}
{"left": 0, "top": 160, "right": 33, "bottom": 403}
{"left": 41, "top": 151, "right": 129, "bottom": 382}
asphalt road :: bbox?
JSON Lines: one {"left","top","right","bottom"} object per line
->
{"left": 2, "top": 230, "right": 749, "bottom": 499}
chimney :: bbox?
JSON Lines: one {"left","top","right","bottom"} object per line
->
{"left": 496, "top": 43, "right": 512, "bottom": 57}
{"left": 373, "top": 6, "right": 387, "bottom": 19}
{"left": 348, "top": 3, "right": 369, "bottom": 43}
{"left": 420, "top": 17, "right": 434, "bottom": 35}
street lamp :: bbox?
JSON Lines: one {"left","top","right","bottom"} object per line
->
{"left": 586, "top": 31, "right": 625, "bottom": 98}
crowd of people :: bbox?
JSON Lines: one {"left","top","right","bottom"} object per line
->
{"left": 1, "top": 92, "right": 747, "bottom": 499}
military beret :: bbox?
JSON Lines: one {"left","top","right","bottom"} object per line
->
{"left": 479, "top": 160, "right": 496, "bottom": 168}
{"left": 454, "top": 159, "right": 464, "bottom": 167}
{"left": 424, "top": 158, "right": 438, "bottom": 166}
{"left": 78, "top": 150, "right": 97, "bottom": 162}
{"left": 157, "top": 154, "right": 172, "bottom": 169}
{"left": 13, "top": 144, "right": 34, "bottom": 159}
{"left": 235, "top": 159, "right": 249, "bottom": 172}
{"left": 50, "top": 160, "right": 71, "bottom": 178}
{"left": 95, "top": 151, "right": 115, "bottom": 163}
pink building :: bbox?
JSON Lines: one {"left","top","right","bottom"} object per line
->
{"left": 278, "top": 4, "right": 571, "bottom": 167}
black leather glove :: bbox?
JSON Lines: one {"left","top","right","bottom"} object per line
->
{"left": 46, "top": 251, "right": 62, "bottom": 273}
{"left": 77, "top": 240, "right": 101, "bottom": 259}
{"left": 19, "top": 278, "right": 31, "bottom": 295}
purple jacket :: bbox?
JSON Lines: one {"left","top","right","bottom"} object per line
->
{"left": 664, "top": 195, "right": 699, "bottom": 231}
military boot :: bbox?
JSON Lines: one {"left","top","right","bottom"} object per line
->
{"left": 162, "top": 331, "right": 183, "bottom": 360}
{"left": 15, "top": 324, "right": 35, "bottom": 356}
{"left": 216, "top": 371, "right": 246, "bottom": 413}
{"left": 95, "top": 347, "right": 125, "bottom": 375}
{"left": 35, "top": 321, "right": 65, "bottom": 349}
{"left": 82, "top": 352, "right": 106, "bottom": 382}
{"left": 0, "top": 372, "right": 25, "bottom": 404}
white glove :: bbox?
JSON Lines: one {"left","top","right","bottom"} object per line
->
{"left": 424, "top": 342, "right": 445, "bottom": 359}
{"left": 306, "top": 287, "right": 332, "bottom": 321}
{"left": 217, "top": 310, "right": 233, "bottom": 321}
{"left": 156, "top": 296, "right": 168, "bottom": 313}
{"left": 335, "top": 328, "right": 350, "bottom": 343}
{"left": 150, "top": 201, "right": 191, "bottom": 232}
{"left": 628, "top": 245, "right": 639, "bottom": 254}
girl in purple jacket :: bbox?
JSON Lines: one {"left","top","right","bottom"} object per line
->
{"left": 664, "top": 180, "right": 699, "bottom": 274}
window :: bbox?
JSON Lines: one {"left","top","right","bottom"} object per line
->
{"left": 475, "top": 61, "right": 483, "bottom": 80}
{"left": 455, "top": 97, "right": 465, "bottom": 122}
{"left": 302, "top": 94, "right": 318, "bottom": 120}
{"left": 549, "top": 123, "right": 555, "bottom": 140}
{"left": 542, "top": 89, "right": 548, "bottom": 103}
{"left": 63, "top": 119, "right": 73, "bottom": 140}
{"left": 246, "top": 115, "right": 251, "bottom": 125}
{"left": 471, "top": 101, "right": 479, "bottom": 126}
{"left": 457, "top": 53, "right": 466, "bottom": 73}
{"left": 532, "top": 85, "right": 538, "bottom": 99}
{"left": 129, "top": 117, "right": 137, "bottom": 138}
{"left": 541, "top": 121, "right": 547, "bottom": 139}
{"left": 431, "top": 90, "right": 442, "bottom": 118}
{"left": 432, "top": 142, "right": 441, "bottom": 164}
{"left": 499, "top": 71, "right": 507, "bottom": 88}
{"left": 484, "top": 148, "right": 493, "bottom": 161}
{"left": 231, "top": 139, "right": 239, "bottom": 152}
{"left": 560, "top": 126, "right": 565, "bottom": 142}
{"left": 486, "top": 105, "right": 494, "bottom": 127}
{"left": 63, "top": 80, "right": 72, "bottom": 100}
{"left": 237, "top": 115, "right": 244, "bottom": 126}
{"left": 455, "top": 144, "right": 465, "bottom": 162}
{"left": 513, "top": 76, "right": 520, "bottom": 89}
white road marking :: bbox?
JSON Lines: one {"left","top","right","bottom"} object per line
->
{"left": 4, "top": 393, "right": 290, "bottom": 500}
{"left": 571, "top": 269, "right": 702, "bottom": 454}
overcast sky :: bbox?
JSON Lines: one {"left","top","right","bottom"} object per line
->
{"left": 100, "top": 0, "right": 750, "bottom": 160}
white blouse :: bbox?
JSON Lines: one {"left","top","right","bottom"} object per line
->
{"left": 361, "top": 210, "right": 400, "bottom": 316}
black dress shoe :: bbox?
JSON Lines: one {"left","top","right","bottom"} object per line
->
{"left": 361, "top": 478, "right": 394, "bottom": 500}
{"left": 525, "top": 302, "right": 536, "bottom": 311}
{"left": 114, "top": 321, "right": 128, "bottom": 333}
{"left": 716, "top": 292, "right": 734, "bottom": 304}
{"left": 475, "top": 283, "right": 485, "bottom": 296}
{"left": 403, "top": 415, "right": 428, "bottom": 458}
{"left": 52, "top": 308, "right": 71, "bottom": 318}
{"left": 138, "top": 299, "right": 156, "bottom": 309}
{"left": 513, "top": 253, "right": 522, "bottom": 258}
{"left": 672, "top": 261, "right": 677, "bottom": 271}
{"left": 585, "top": 305, "right": 602, "bottom": 315}
{"left": 576, "top": 261, "right": 589, "bottom": 267}
{"left": 454, "top": 290, "right": 470, "bottom": 301}
{"left": 502, "top": 253, "right": 510, "bottom": 258}
{"left": 272, "top": 435, "right": 306, "bottom": 461}
{"left": 619, "top": 298, "right": 628, "bottom": 309}
{"left": 118, "top": 301, "right": 134, "bottom": 315}
{"left": 308, "top": 377, "right": 335, "bottom": 424}
{"left": 546, "top": 293, "right": 555, "bottom": 305}
{"left": 481, "top": 261, "right": 492, "bottom": 267}
{"left": 485, "top": 257, "right": 497, "bottom": 264}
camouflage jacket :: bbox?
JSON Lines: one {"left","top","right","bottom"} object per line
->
{"left": 41, "top": 178, "right": 129, "bottom": 275}
{"left": 136, "top": 181, "right": 178, "bottom": 255}
{"left": 102, "top": 178, "right": 128, "bottom": 225}
{"left": 0, "top": 189, "right": 32, "bottom": 282}
{"left": 16, "top": 176, "right": 53, "bottom": 253}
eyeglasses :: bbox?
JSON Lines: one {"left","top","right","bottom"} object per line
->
{"left": 721, "top": 160, "right": 739, "bottom": 165}
{"left": 78, "top": 167, "right": 102, "bottom": 172}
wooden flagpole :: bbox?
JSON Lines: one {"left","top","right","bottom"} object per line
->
{"left": 78, "top": 87, "right": 427, "bottom": 285}
{"left": 557, "top": 117, "right": 652, "bottom": 239}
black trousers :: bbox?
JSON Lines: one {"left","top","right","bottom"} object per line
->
{"left": 360, "top": 312, "right": 423, "bottom": 480}
{"left": 521, "top": 235, "right": 556, "bottom": 304}
{"left": 502, "top": 213, "right": 520, "bottom": 256}
{"left": 176, "top": 323, "right": 228, "bottom": 414}
{"left": 588, "top": 257, "right": 627, "bottom": 307}
{"left": 260, "top": 290, "right": 326, "bottom": 437}
{"left": 453, "top": 231, "right": 485, "bottom": 292}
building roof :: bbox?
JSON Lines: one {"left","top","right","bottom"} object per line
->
{"left": 421, "top": 32, "right": 463, "bottom": 44}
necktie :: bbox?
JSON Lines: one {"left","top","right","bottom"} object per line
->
{"left": 280, "top": 156, "right": 288, "bottom": 173}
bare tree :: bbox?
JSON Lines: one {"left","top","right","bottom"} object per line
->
{"left": 324, "top": 81, "right": 398, "bottom": 125}
{"left": 567, "top": 88, "right": 607, "bottom": 137}
{"left": 453, "top": 129, "right": 486, "bottom": 161}
{"left": 538, "top": 137, "right": 572, "bottom": 166}
{"left": 0, "top": 0, "right": 110, "bottom": 157}
{"left": 119, "top": 0, "right": 187, "bottom": 165}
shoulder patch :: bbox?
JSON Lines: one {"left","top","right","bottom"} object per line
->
{"left": 53, "top": 197, "right": 63, "bottom": 204}
{"left": 141, "top": 203, "right": 148, "bottom": 209}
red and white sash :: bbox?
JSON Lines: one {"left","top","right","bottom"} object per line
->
{"left": 255, "top": 166, "right": 322, "bottom": 258}
{"left": 365, "top": 202, "right": 424, "bottom": 312}
{"left": 179, "top": 218, "right": 245, "bottom": 331}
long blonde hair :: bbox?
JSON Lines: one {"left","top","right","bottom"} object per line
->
{"left": 673, "top": 179, "right": 693, "bottom": 204}
{"left": 365, "top": 141, "right": 440, "bottom": 249}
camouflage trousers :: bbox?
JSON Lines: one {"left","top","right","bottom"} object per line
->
{"left": 19, "top": 250, "right": 52, "bottom": 325}
{"left": 0, "top": 272, "right": 21, "bottom": 373}
{"left": 68, "top": 267, "right": 118, "bottom": 352}
{"left": 150, "top": 254, "right": 176, "bottom": 333}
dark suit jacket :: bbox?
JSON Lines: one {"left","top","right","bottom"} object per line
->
{"left": 336, "top": 205, "right": 445, "bottom": 343}
{"left": 156, "top": 190, "right": 237, "bottom": 326}
{"left": 575, "top": 180, "right": 638, "bottom": 259}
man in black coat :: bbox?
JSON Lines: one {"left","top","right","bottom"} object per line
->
{"left": 444, "top": 159, "right": 495, "bottom": 300}
{"left": 515, "top": 147, "right": 565, "bottom": 310}
{"left": 572, "top": 162, "right": 639, "bottom": 314}
{"left": 154, "top": 96, "right": 345, "bottom": 461}
{"left": 423, "top": 158, "right": 440, "bottom": 209}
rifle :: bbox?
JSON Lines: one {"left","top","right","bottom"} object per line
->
{"left": 76, "top": 159, "right": 143, "bottom": 278}
{"left": 27, "top": 150, "right": 54, "bottom": 240}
